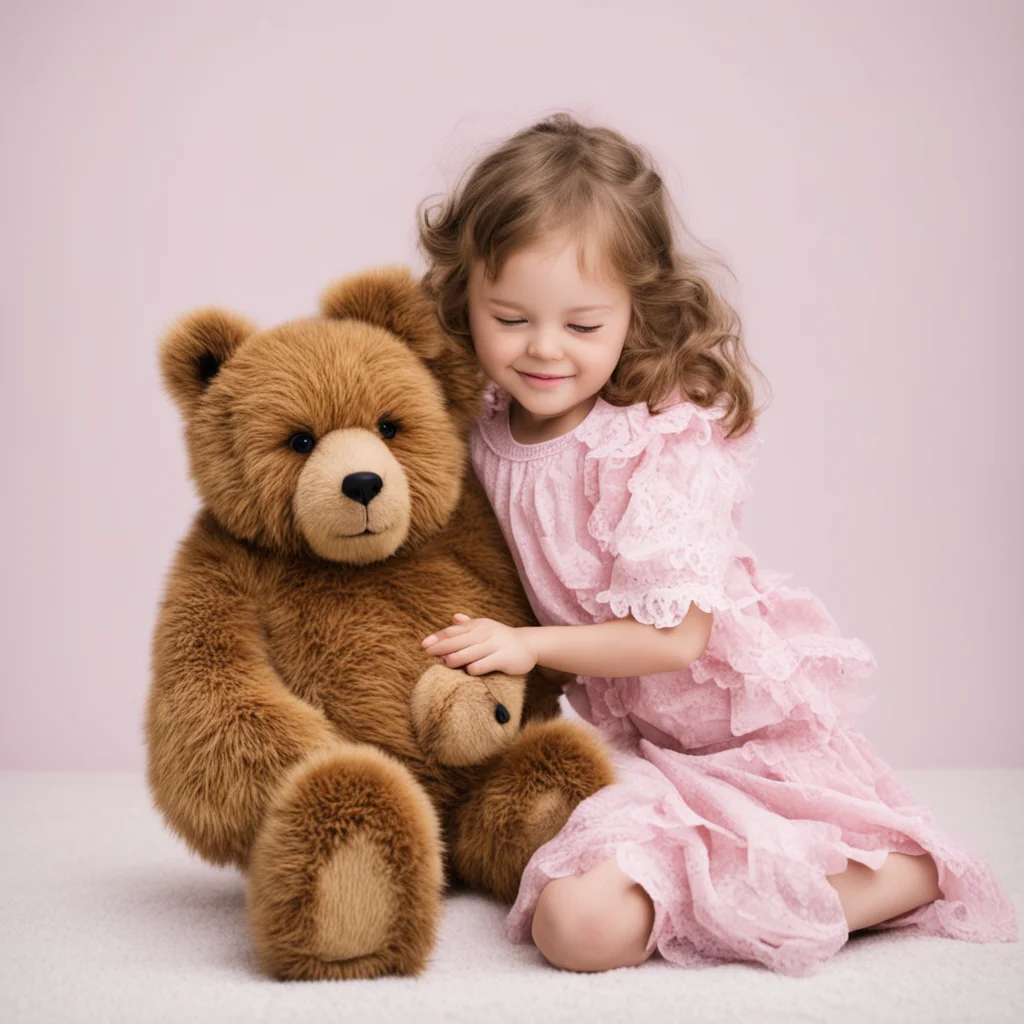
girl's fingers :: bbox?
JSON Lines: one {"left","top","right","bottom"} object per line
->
{"left": 441, "top": 642, "right": 494, "bottom": 669}
{"left": 424, "top": 630, "right": 487, "bottom": 657}
{"left": 466, "top": 653, "right": 502, "bottom": 675}
{"left": 452, "top": 613, "right": 471, "bottom": 623}
{"left": 424, "top": 638, "right": 467, "bottom": 657}
{"left": 422, "top": 623, "right": 474, "bottom": 647}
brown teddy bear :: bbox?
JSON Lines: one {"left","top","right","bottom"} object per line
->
{"left": 146, "top": 267, "right": 614, "bottom": 981}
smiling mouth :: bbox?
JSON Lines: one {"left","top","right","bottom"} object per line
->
{"left": 517, "top": 371, "right": 571, "bottom": 380}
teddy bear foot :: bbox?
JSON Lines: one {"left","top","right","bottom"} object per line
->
{"left": 449, "top": 718, "right": 616, "bottom": 904}
{"left": 521, "top": 788, "right": 575, "bottom": 852}
{"left": 247, "top": 744, "right": 445, "bottom": 980}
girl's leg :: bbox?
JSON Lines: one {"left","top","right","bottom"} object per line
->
{"left": 827, "top": 852, "right": 942, "bottom": 932}
{"left": 532, "top": 851, "right": 944, "bottom": 972}
{"left": 531, "top": 857, "right": 655, "bottom": 972}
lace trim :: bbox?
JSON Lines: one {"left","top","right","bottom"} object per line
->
{"left": 691, "top": 598, "right": 879, "bottom": 739}
{"left": 577, "top": 395, "right": 761, "bottom": 470}
{"left": 593, "top": 587, "right": 734, "bottom": 629}
{"left": 480, "top": 379, "right": 509, "bottom": 419}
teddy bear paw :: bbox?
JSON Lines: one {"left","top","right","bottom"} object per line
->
{"left": 410, "top": 664, "right": 526, "bottom": 766}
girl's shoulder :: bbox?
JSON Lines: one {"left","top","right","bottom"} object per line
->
{"left": 577, "top": 393, "right": 762, "bottom": 476}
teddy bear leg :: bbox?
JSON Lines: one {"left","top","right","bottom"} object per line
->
{"left": 247, "top": 743, "right": 444, "bottom": 980}
{"left": 448, "top": 719, "right": 615, "bottom": 904}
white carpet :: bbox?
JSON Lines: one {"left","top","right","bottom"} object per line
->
{"left": 0, "top": 770, "right": 1020, "bottom": 1024}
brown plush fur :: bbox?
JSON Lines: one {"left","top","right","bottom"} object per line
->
{"left": 146, "top": 267, "right": 615, "bottom": 980}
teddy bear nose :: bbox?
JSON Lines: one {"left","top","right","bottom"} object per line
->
{"left": 341, "top": 471, "right": 384, "bottom": 506}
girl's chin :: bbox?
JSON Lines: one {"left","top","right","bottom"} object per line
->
{"left": 511, "top": 390, "right": 601, "bottom": 425}
{"left": 513, "top": 394, "right": 577, "bottom": 417}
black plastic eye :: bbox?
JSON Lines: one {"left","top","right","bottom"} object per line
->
{"left": 289, "top": 432, "right": 316, "bottom": 454}
{"left": 378, "top": 420, "right": 398, "bottom": 440}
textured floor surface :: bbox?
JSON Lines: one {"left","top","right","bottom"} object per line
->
{"left": 0, "top": 769, "right": 1020, "bottom": 1023}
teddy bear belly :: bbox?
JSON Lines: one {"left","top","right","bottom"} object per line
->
{"left": 258, "top": 553, "right": 521, "bottom": 780}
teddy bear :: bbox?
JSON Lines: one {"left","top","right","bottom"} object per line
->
{"left": 145, "top": 266, "right": 615, "bottom": 981}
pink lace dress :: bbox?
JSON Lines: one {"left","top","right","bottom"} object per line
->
{"left": 470, "top": 385, "right": 1017, "bottom": 976}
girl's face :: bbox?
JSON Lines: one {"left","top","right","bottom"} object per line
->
{"left": 467, "top": 231, "right": 631, "bottom": 441}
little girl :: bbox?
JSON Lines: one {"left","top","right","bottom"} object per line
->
{"left": 417, "top": 113, "right": 1017, "bottom": 975}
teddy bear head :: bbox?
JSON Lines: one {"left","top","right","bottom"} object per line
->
{"left": 160, "top": 267, "right": 483, "bottom": 564}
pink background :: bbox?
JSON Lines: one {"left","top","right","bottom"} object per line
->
{"left": 1, "top": 0, "right": 1021, "bottom": 770}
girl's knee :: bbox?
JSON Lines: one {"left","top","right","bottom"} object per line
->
{"left": 531, "top": 872, "right": 653, "bottom": 972}
{"left": 532, "top": 878, "right": 611, "bottom": 970}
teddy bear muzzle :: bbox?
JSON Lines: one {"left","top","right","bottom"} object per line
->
{"left": 293, "top": 428, "right": 412, "bottom": 564}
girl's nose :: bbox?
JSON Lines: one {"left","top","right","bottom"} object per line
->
{"left": 526, "top": 329, "right": 563, "bottom": 360}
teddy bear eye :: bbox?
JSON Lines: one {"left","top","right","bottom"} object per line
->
{"left": 378, "top": 420, "right": 399, "bottom": 440}
{"left": 289, "top": 432, "right": 316, "bottom": 454}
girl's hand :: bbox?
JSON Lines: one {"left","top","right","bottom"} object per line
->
{"left": 422, "top": 613, "right": 537, "bottom": 676}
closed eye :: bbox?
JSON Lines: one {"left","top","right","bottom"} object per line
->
{"left": 494, "top": 316, "right": 602, "bottom": 334}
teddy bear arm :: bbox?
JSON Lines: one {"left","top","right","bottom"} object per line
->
{"left": 445, "top": 477, "right": 566, "bottom": 725}
{"left": 147, "top": 530, "right": 338, "bottom": 867}
{"left": 409, "top": 664, "right": 529, "bottom": 766}
{"left": 446, "top": 473, "right": 536, "bottom": 599}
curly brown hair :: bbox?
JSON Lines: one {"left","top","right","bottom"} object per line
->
{"left": 417, "top": 112, "right": 768, "bottom": 437}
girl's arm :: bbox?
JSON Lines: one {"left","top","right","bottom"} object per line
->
{"left": 422, "top": 603, "right": 713, "bottom": 678}
{"left": 527, "top": 605, "right": 713, "bottom": 676}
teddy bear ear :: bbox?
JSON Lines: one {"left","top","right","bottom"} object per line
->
{"left": 319, "top": 265, "right": 447, "bottom": 361}
{"left": 321, "top": 265, "right": 485, "bottom": 430}
{"left": 159, "top": 308, "right": 257, "bottom": 415}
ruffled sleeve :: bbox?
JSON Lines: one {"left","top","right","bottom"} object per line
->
{"left": 576, "top": 398, "right": 878, "bottom": 744}
{"left": 578, "top": 399, "right": 760, "bottom": 629}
